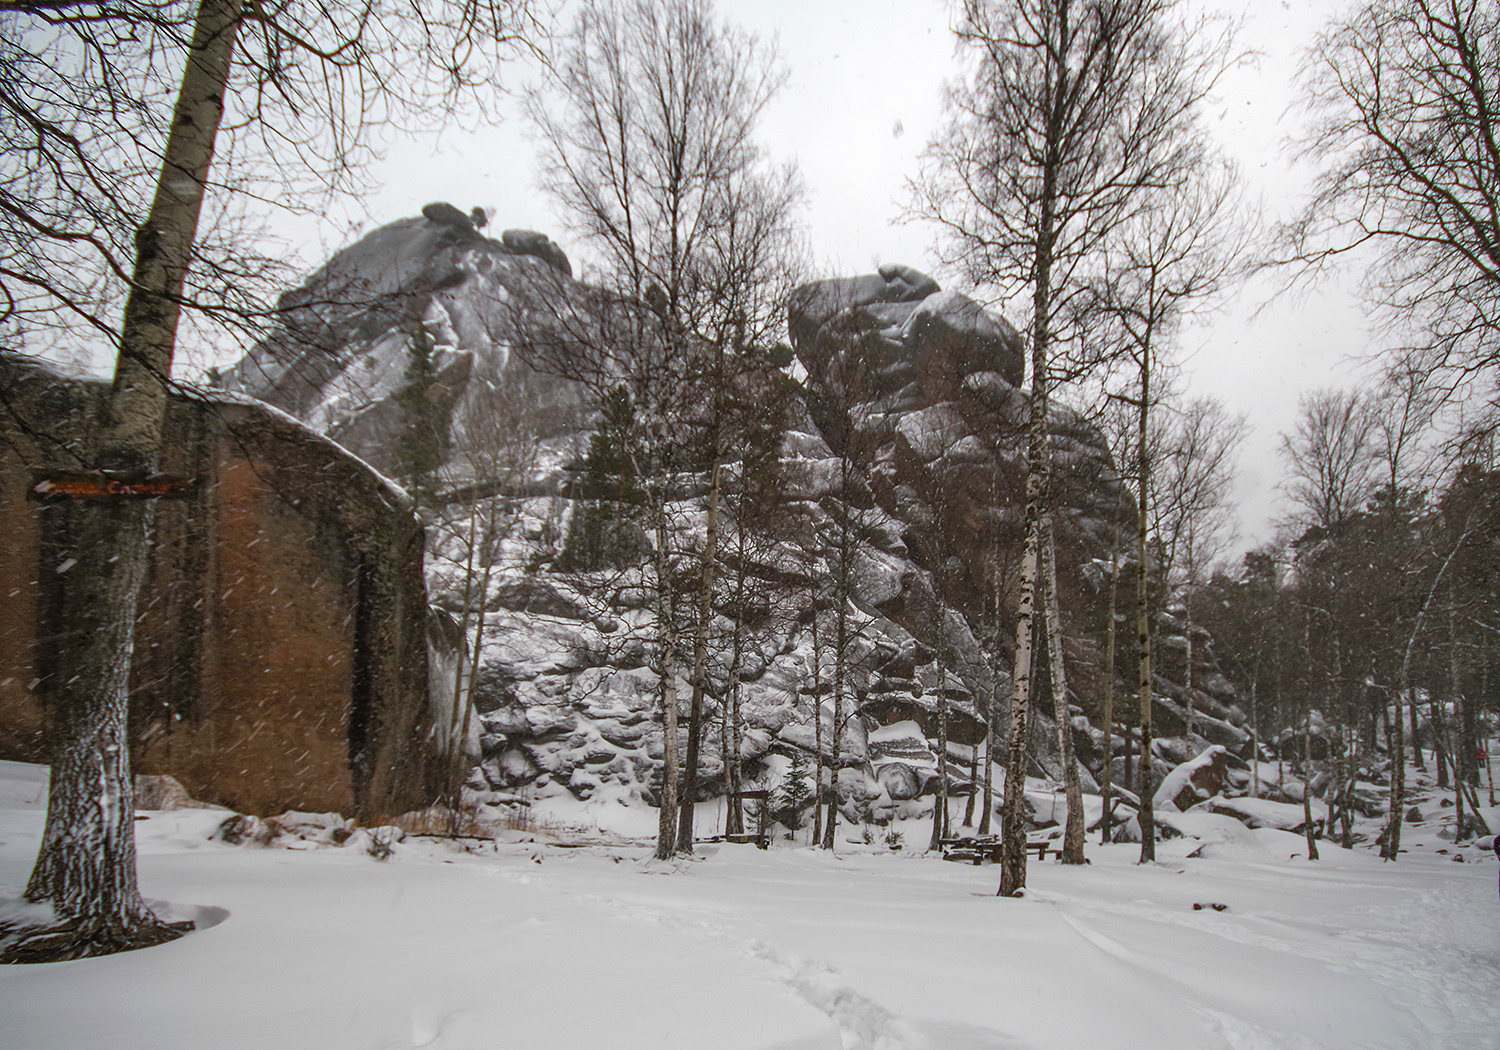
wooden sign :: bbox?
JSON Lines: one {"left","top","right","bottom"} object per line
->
{"left": 29, "top": 471, "right": 199, "bottom": 502}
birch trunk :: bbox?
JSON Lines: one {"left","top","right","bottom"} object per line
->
{"left": 1042, "top": 519, "right": 1086, "bottom": 864}
{"left": 1100, "top": 519, "right": 1120, "bottom": 844}
{"left": 998, "top": 505, "right": 1042, "bottom": 896}
{"left": 1183, "top": 584, "right": 1195, "bottom": 742}
{"left": 445, "top": 494, "right": 484, "bottom": 812}
{"left": 1136, "top": 344, "right": 1156, "bottom": 864}
{"left": 448, "top": 497, "right": 501, "bottom": 824}
{"left": 8, "top": 0, "right": 240, "bottom": 963}
{"left": 929, "top": 694, "right": 950, "bottom": 850}
{"left": 978, "top": 577, "right": 1002, "bottom": 836}
{"left": 998, "top": 3, "right": 1066, "bottom": 894}
{"left": 1382, "top": 521, "right": 1471, "bottom": 858}
{"left": 1382, "top": 687, "right": 1406, "bottom": 861}
{"left": 677, "top": 461, "right": 722, "bottom": 852}
{"left": 811, "top": 607, "right": 823, "bottom": 847}
{"left": 1301, "top": 707, "right": 1320, "bottom": 861}
{"left": 654, "top": 510, "right": 681, "bottom": 861}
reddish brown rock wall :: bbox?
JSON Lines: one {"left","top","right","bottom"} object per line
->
{"left": 0, "top": 359, "right": 445, "bottom": 819}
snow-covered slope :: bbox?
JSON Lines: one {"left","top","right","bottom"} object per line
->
{"left": 3, "top": 757, "right": 1498, "bottom": 1050}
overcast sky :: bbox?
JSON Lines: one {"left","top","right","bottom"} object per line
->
{"left": 286, "top": 0, "right": 1378, "bottom": 559}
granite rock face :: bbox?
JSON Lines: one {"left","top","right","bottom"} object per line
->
{"left": 221, "top": 204, "right": 588, "bottom": 477}
{"left": 222, "top": 216, "right": 1250, "bottom": 830}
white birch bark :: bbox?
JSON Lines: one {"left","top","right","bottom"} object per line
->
{"left": 10, "top": 0, "right": 241, "bottom": 962}
{"left": 1042, "top": 518, "right": 1086, "bottom": 863}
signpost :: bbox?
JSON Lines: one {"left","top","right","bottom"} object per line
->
{"left": 29, "top": 472, "right": 198, "bottom": 501}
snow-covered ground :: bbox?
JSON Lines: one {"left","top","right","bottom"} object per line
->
{"left": 2, "top": 758, "right": 1498, "bottom": 1050}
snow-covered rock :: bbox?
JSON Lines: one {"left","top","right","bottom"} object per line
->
{"left": 220, "top": 219, "right": 1252, "bottom": 825}
{"left": 1154, "top": 746, "right": 1235, "bottom": 812}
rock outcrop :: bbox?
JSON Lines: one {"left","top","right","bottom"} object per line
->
{"left": 0, "top": 357, "right": 442, "bottom": 820}
{"left": 222, "top": 208, "right": 1251, "bottom": 830}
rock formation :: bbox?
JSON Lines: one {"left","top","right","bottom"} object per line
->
{"left": 221, "top": 206, "right": 1254, "bottom": 831}
{"left": 0, "top": 357, "right": 442, "bottom": 819}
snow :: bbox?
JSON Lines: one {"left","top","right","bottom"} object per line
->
{"left": 3, "top": 758, "right": 1500, "bottom": 1049}
{"left": 1201, "top": 794, "right": 1326, "bottom": 831}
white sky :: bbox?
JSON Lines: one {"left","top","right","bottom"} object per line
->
{"left": 280, "top": 0, "right": 1379, "bottom": 559}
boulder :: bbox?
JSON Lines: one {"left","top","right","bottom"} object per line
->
{"left": 875, "top": 761, "right": 927, "bottom": 801}
{"left": 422, "top": 200, "right": 474, "bottom": 230}
{"left": 1154, "top": 746, "right": 1235, "bottom": 812}
{"left": 134, "top": 773, "right": 202, "bottom": 811}
{"left": 502, "top": 228, "right": 572, "bottom": 275}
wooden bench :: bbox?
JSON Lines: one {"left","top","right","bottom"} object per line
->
{"left": 939, "top": 836, "right": 1060, "bottom": 864}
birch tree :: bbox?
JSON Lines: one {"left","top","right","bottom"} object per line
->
{"left": 0, "top": 0, "right": 535, "bottom": 963}
{"left": 1153, "top": 397, "right": 1248, "bottom": 740}
{"left": 1291, "top": 0, "right": 1500, "bottom": 400}
{"left": 526, "top": 0, "right": 801, "bottom": 856}
{"left": 914, "top": 0, "right": 1233, "bottom": 894}
{"left": 1090, "top": 156, "right": 1247, "bottom": 863}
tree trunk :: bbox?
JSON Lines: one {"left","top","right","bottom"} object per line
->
{"left": 998, "top": 505, "right": 1041, "bottom": 896}
{"left": 1381, "top": 525, "right": 1471, "bottom": 859}
{"left": 1430, "top": 698, "right": 1449, "bottom": 789}
{"left": 1381, "top": 687, "right": 1405, "bottom": 862}
{"left": 810, "top": 607, "right": 823, "bottom": 847}
{"left": 1042, "top": 520, "right": 1086, "bottom": 864}
{"left": 1136, "top": 344, "right": 1156, "bottom": 865}
{"left": 1301, "top": 707, "right": 1320, "bottom": 861}
{"left": 444, "top": 492, "right": 484, "bottom": 817}
{"left": 724, "top": 547, "right": 750, "bottom": 837}
{"left": 724, "top": 654, "right": 744, "bottom": 836}
{"left": 929, "top": 694, "right": 950, "bottom": 850}
{"left": 999, "top": 14, "right": 1065, "bottom": 895}
{"left": 978, "top": 584, "right": 1003, "bottom": 836}
{"left": 1409, "top": 692, "right": 1425, "bottom": 773}
{"left": 1248, "top": 683, "right": 1259, "bottom": 800}
{"left": 1100, "top": 518, "right": 1120, "bottom": 844}
{"left": 654, "top": 511, "right": 681, "bottom": 861}
{"left": 822, "top": 592, "right": 847, "bottom": 851}
{"left": 8, "top": 0, "right": 240, "bottom": 964}
{"left": 1183, "top": 584, "right": 1195, "bottom": 743}
{"left": 448, "top": 497, "right": 501, "bottom": 825}
{"left": 677, "top": 461, "right": 722, "bottom": 853}
{"left": 963, "top": 741, "right": 978, "bottom": 828}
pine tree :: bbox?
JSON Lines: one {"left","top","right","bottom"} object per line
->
{"left": 392, "top": 325, "right": 452, "bottom": 510}
{"left": 560, "top": 387, "right": 648, "bottom": 571}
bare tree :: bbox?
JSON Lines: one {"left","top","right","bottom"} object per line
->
{"left": 913, "top": 0, "right": 1234, "bottom": 894}
{"left": 1280, "top": 388, "right": 1380, "bottom": 533}
{"left": 429, "top": 357, "right": 544, "bottom": 823}
{"left": 1278, "top": 388, "right": 1379, "bottom": 861}
{"left": 525, "top": 0, "right": 801, "bottom": 857}
{"left": 0, "top": 0, "right": 536, "bottom": 963}
{"left": 1291, "top": 0, "right": 1500, "bottom": 404}
{"left": 1154, "top": 396, "right": 1248, "bottom": 740}
{"left": 1089, "top": 156, "right": 1248, "bottom": 864}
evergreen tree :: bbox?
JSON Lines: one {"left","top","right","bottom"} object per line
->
{"left": 772, "top": 748, "right": 813, "bottom": 833}
{"left": 392, "top": 325, "right": 452, "bottom": 510}
{"left": 560, "top": 387, "right": 648, "bottom": 571}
